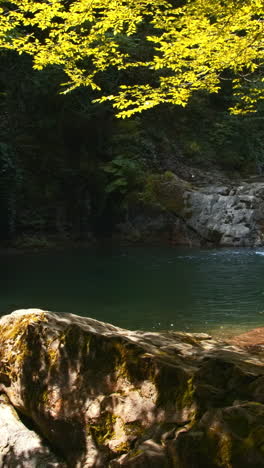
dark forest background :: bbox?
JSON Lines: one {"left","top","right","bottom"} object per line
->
{"left": 1, "top": 51, "right": 264, "bottom": 246}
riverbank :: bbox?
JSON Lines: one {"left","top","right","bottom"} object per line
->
{"left": 3, "top": 171, "right": 264, "bottom": 253}
{"left": 0, "top": 235, "right": 97, "bottom": 255}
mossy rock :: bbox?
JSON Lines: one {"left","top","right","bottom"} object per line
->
{"left": 140, "top": 171, "right": 192, "bottom": 215}
{"left": 0, "top": 309, "right": 264, "bottom": 467}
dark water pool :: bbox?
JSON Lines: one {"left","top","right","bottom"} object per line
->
{"left": 2, "top": 246, "right": 264, "bottom": 337}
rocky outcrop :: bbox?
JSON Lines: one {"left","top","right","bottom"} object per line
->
{"left": 185, "top": 183, "right": 264, "bottom": 247}
{"left": 0, "top": 309, "right": 264, "bottom": 467}
{"left": 228, "top": 327, "right": 264, "bottom": 352}
{"left": 118, "top": 174, "right": 264, "bottom": 247}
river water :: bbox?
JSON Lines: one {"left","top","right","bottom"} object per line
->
{"left": 2, "top": 246, "right": 264, "bottom": 337}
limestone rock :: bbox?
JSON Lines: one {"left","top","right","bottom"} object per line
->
{"left": 184, "top": 183, "right": 264, "bottom": 247}
{"left": 118, "top": 173, "right": 264, "bottom": 247}
{"left": 0, "top": 309, "right": 264, "bottom": 467}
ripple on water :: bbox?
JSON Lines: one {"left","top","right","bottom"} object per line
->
{"left": 1, "top": 246, "right": 264, "bottom": 336}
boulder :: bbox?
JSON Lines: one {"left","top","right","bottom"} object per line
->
{"left": 0, "top": 394, "right": 65, "bottom": 467}
{"left": 184, "top": 183, "right": 264, "bottom": 247}
{"left": 228, "top": 327, "right": 264, "bottom": 352}
{"left": 0, "top": 309, "right": 264, "bottom": 467}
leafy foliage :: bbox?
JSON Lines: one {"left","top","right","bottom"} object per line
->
{"left": 0, "top": 15, "right": 264, "bottom": 243}
{"left": 102, "top": 156, "right": 144, "bottom": 195}
{"left": 0, "top": 0, "right": 263, "bottom": 117}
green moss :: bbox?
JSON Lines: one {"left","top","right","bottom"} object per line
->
{"left": 113, "top": 342, "right": 130, "bottom": 380}
{"left": 1, "top": 313, "right": 46, "bottom": 342}
{"left": 113, "top": 340, "right": 150, "bottom": 384}
{"left": 89, "top": 413, "right": 117, "bottom": 445}
{"left": 217, "top": 434, "right": 232, "bottom": 468}
{"left": 89, "top": 412, "right": 141, "bottom": 453}
{"left": 139, "top": 174, "right": 164, "bottom": 209}
{"left": 0, "top": 313, "right": 47, "bottom": 379}
{"left": 181, "top": 377, "right": 195, "bottom": 408}
{"left": 154, "top": 366, "right": 196, "bottom": 413}
{"left": 114, "top": 441, "right": 130, "bottom": 453}
{"left": 124, "top": 420, "right": 144, "bottom": 439}
{"left": 163, "top": 171, "right": 175, "bottom": 180}
{"left": 125, "top": 448, "right": 144, "bottom": 460}
{"left": 140, "top": 171, "right": 189, "bottom": 214}
{"left": 41, "top": 389, "right": 49, "bottom": 404}
{"left": 47, "top": 347, "right": 58, "bottom": 366}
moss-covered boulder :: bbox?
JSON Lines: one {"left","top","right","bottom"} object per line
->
{"left": 0, "top": 309, "right": 264, "bottom": 467}
{"left": 139, "top": 171, "right": 191, "bottom": 215}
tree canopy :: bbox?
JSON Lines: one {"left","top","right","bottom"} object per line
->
{"left": 0, "top": 0, "right": 263, "bottom": 117}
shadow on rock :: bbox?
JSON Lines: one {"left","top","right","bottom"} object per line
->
{"left": 0, "top": 309, "right": 264, "bottom": 467}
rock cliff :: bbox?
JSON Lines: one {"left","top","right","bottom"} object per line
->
{"left": 117, "top": 174, "right": 264, "bottom": 247}
{"left": 0, "top": 309, "right": 264, "bottom": 467}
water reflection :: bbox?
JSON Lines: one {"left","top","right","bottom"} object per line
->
{"left": 2, "top": 246, "right": 264, "bottom": 336}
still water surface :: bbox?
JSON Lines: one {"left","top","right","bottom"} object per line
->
{"left": 2, "top": 246, "right": 264, "bottom": 337}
